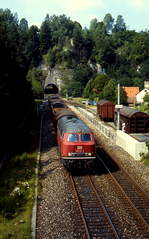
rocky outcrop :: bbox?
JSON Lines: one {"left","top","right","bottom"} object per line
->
{"left": 44, "top": 67, "right": 73, "bottom": 92}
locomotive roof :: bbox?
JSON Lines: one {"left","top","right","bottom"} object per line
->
{"left": 49, "top": 99, "right": 63, "bottom": 104}
{"left": 57, "top": 115, "right": 91, "bottom": 133}
{"left": 48, "top": 94, "right": 60, "bottom": 99}
{"left": 51, "top": 102, "right": 66, "bottom": 108}
{"left": 115, "top": 106, "right": 148, "bottom": 118}
{"left": 55, "top": 109, "right": 76, "bottom": 121}
{"left": 97, "top": 99, "right": 114, "bottom": 105}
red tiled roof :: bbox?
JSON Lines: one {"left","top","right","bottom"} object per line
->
{"left": 123, "top": 87, "right": 140, "bottom": 103}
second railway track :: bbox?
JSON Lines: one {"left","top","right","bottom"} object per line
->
{"left": 97, "top": 150, "right": 149, "bottom": 235}
{"left": 69, "top": 163, "right": 149, "bottom": 238}
{"left": 70, "top": 174, "right": 120, "bottom": 239}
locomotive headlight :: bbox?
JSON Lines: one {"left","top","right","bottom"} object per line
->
{"left": 84, "top": 152, "right": 92, "bottom": 156}
{"left": 68, "top": 152, "right": 72, "bottom": 156}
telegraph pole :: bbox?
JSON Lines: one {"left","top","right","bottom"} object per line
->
{"left": 117, "top": 83, "right": 120, "bottom": 130}
{"left": 115, "top": 83, "right": 122, "bottom": 130}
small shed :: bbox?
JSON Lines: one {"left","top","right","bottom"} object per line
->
{"left": 97, "top": 100, "right": 115, "bottom": 121}
{"left": 114, "top": 106, "right": 149, "bottom": 133}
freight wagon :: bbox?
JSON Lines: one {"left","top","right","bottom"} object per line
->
{"left": 114, "top": 106, "right": 149, "bottom": 133}
{"left": 97, "top": 99, "right": 115, "bottom": 121}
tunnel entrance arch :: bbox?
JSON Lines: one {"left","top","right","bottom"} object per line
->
{"left": 44, "top": 83, "right": 59, "bottom": 94}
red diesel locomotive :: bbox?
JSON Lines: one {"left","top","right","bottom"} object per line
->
{"left": 56, "top": 109, "right": 96, "bottom": 168}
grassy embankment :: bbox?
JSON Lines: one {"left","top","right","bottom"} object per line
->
{"left": 0, "top": 102, "right": 41, "bottom": 239}
{"left": 140, "top": 141, "right": 149, "bottom": 167}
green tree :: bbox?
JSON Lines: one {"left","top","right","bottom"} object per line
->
{"left": 19, "top": 18, "right": 28, "bottom": 32}
{"left": 48, "top": 14, "right": 74, "bottom": 47}
{"left": 26, "top": 25, "right": 41, "bottom": 67}
{"left": 102, "top": 79, "right": 116, "bottom": 102}
{"left": 139, "top": 59, "right": 149, "bottom": 79}
{"left": 113, "top": 15, "right": 126, "bottom": 32}
{"left": 103, "top": 13, "right": 114, "bottom": 34}
{"left": 73, "top": 63, "right": 93, "bottom": 89}
{"left": 94, "top": 36, "right": 116, "bottom": 70}
{"left": 91, "top": 74, "right": 110, "bottom": 94}
{"left": 83, "top": 78, "right": 94, "bottom": 98}
{"left": 89, "top": 18, "right": 98, "bottom": 32}
{"left": 102, "top": 80, "right": 127, "bottom": 104}
{"left": 132, "top": 77, "right": 144, "bottom": 89}
{"left": 27, "top": 68, "right": 44, "bottom": 98}
{"left": 0, "top": 9, "right": 33, "bottom": 152}
{"left": 143, "top": 94, "right": 149, "bottom": 103}
{"left": 71, "top": 21, "right": 84, "bottom": 63}
{"left": 129, "top": 33, "right": 149, "bottom": 66}
{"left": 40, "top": 14, "right": 52, "bottom": 55}
{"left": 18, "top": 18, "right": 29, "bottom": 70}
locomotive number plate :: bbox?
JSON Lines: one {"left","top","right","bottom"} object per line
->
{"left": 77, "top": 146, "right": 82, "bottom": 150}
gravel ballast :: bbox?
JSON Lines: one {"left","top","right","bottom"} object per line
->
{"left": 36, "top": 108, "right": 149, "bottom": 239}
{"left": 36, "top": 112, "right": 84, "bottom": 239}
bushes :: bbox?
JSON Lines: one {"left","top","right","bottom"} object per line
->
{"left": 0, "top": 153, "right": 36, "bottom": 218}
{"left": 140, "top": 141, "right": 149, "bottom": 166}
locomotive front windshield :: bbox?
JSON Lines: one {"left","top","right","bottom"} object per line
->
{"left": 67, "top": 133, "right": 91, "bottom": 142}
{"left": 81, "top": 133, "right": 91, "bottom": 141}
{"left": 67, "top": 134, "right": 79, "bottom": 142}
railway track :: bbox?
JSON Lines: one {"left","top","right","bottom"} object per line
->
{"left": 70, "top": 174, "right": 120, "bottom": 239}
{"left": 69, "top": 159, "right": 149, "bottom": 238}
{"left": 96, "top": 150, "right": 149, "bottom": 236}
{"left": 36, "top": 103, "right": 149, "bottom": 238}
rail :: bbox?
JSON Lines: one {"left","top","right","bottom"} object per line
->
{"left": 96, "top": 151, "right": 149, "bottom": 234}
{"left": 70, "top": 174, "right": 120, "bottom": 238}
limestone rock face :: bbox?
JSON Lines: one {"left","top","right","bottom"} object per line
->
{"left": 44, "top": 67, "right": 73, "bottom": 92}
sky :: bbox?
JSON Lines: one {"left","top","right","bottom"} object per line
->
{"left": 1, "top": 0, "right": 149, "bottom": 32}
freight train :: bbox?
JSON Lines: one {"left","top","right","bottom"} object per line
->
{"left": 48, "top": 95, "right": 96, "bottom": 169}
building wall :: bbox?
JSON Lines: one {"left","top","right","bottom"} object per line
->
{"left": 144, "top": 81, "right": 149, "bottom": 89}
{"left": 136, "top": 89, "right": 149, "bottom": 103}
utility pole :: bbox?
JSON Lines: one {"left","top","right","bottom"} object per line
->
{"left": 115, "top": 83, "right": 123, "bottom": 130}
{"left": 117, "top": 83, "right": 120, "bottom": 130}
{"left": 115, "top": 83, "right": 122, "bottom": 130}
